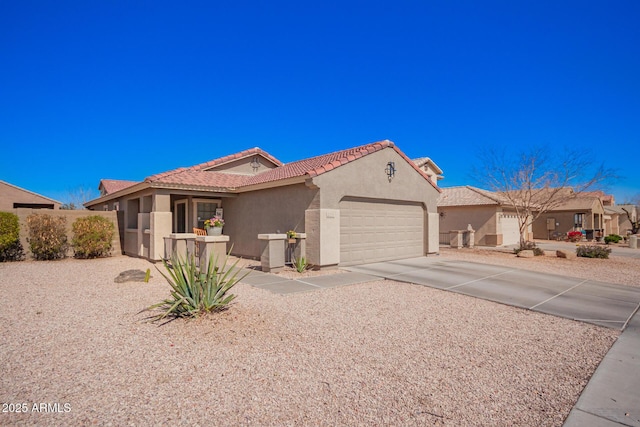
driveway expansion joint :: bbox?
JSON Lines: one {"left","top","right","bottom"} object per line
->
{"left": 528, "top": 279, "right": 588, "bottom": 310}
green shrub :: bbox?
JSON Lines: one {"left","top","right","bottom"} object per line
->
{"left": 144, "top": 253, "right": 247, "bottom": 322}
{"left": 26, "top": 214, "right": 68, "bottom": 260}
{"left": 604, "top": 234, "right": 622, "bottom": 244}
{"left": 0, "top": 212, "right": 25, "bottom": 262}
{"left": 576, "top": 245, "right": 612, "bottom": 259}
{"left": 72, "top": 216, "right": 115, "bottom": 259}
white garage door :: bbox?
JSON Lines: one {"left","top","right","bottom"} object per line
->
{"left": 500, "top": 213, "right": 520, "bottom": 246}
{"left": 340, "top": 198, "right": 425, "bottom": 266}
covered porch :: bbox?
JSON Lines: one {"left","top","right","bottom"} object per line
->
{"left": 122, "top": 191, "right": 236, "bottom": 261}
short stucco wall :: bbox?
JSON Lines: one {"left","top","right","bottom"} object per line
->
{"left": 10, "top": 208, "right": 123, "bottom": 259}
{"left": 438, "top": 205, "right": 499, "bottom": 246}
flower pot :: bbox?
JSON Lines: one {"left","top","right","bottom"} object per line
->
{"left": 288, "top": 238, "right": 296, "bottom": 244}
{"left": 207, "top": 227, "right": 223, "bottom": 236}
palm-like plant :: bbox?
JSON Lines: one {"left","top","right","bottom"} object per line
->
{"left": 145, "top": 253, "right": 246, "bottom": 322}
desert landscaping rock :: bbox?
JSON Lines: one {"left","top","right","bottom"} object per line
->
{"left": 517, "top": 249, "right": 535, "bottom": 258}
{"left": 114, "top": 269, "right": 150, "bottom": 283}
{"left": 0, "top": 254, "right": 628, "bottom": 426}
{"left": 556, "top": 250, "right": 577, "bottom": 259}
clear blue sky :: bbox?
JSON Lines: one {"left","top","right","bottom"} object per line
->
{"left": 2, "top": 1, "right": 639, "bottom": 204}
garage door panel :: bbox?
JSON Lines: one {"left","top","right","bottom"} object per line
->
{"left": 340, "top": 198, "right": 425, "bottom": 266}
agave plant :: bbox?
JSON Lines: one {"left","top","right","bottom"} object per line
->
{"left": 145, "top": 253, "right": 247, "bottom": 322}
{"left": 292, "top": 256, "right": 309, "bottom": 273}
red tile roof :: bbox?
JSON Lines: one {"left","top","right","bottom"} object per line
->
{"left": 191, "top": 147, "right": 283, "bottom": 171}
{"left": 99, "top": 179, "right": 139, "bottom": 194}
{"left": 243, "top": 141, "right": 391, "bottom": 186}
{"left": 100, "top": 141, "right": 440, "bottom": 195}
{"left": 438, "top": 186, "right": 506, "bottom": 207}
{"left": 146, "top": 170, "right": 250, "bottom": 189}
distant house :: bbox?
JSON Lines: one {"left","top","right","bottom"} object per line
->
{"left": 604, "top": 204, "right": 638, "bottom": 236}
{"left": 532, "top": 193, "right": 605, "bottom": 240}
{"left": 85, "top": 141, "right": 442, "bottom": 267}
{"left": 412, "top": 157, "right": 444, "bottom": 187}
{"left": 437, "top": 186, "right": 525, "bottom": 246}
{"left": 0, "top": 180, "right": 61, "bottom": 211}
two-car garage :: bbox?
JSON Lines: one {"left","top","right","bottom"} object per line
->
{"left": 339, "top": 197, "right": 426, "bottom": 266}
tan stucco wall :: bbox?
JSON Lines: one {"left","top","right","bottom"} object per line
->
{"left": 438, "top": 205, "right": 499, "bottom": 246}
{"left": 533, "top": 211, "right": 577, "bottom": 239}
{"left": 11, "top": 208, "right": 122, "bottom": 259}
{"left": 223, "top": 183, "right": 319, "bottom": 259}
{"left": 0, "top": 181, "right": 60, "bottom": 210}
{"left": 310, "top": 147, "right": 440, "bottom": 265}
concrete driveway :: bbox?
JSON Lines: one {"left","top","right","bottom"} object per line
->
{"left": 346, "top": 257, "right": 640, "bottom": 330}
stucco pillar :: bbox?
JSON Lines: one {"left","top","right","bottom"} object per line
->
{"left": 427, "top": 212, "right": 440, "bottom": 254}
{"left": 197, "top": 235, "right": 230, "bottom": 274}
{"left": 450, "top": 230, "right": 464, "bottom": 249}
{"left": 258, "top": 234, "right": 286, "bottom": 272}
{"left": 466, "top": 224, "right": 475, "bottom": 248}
{"left": 305, "top": 209, "right": 340, "bottom": 268}
{"left": 150, "top": 194, "right": 172, "bottom": 261}
{"left": 167, "top": 233, "right": 197, "bottom": 260}
{"left": 150, "top": 212, "right": 172, "bottom": 261}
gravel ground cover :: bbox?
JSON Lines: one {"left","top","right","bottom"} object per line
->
{"left": 0, "top": 255, "right": 620, "bottom": 426}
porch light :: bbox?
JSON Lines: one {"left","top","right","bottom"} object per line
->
{"left": 250, "top": 157, "right": 261, "bottom": 172}
{"left": 385, "top": 161, "right": 396, "bottom": 182}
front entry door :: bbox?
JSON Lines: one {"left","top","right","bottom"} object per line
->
{"left": 175, "top": 200, "right": 187, "bottom": 233}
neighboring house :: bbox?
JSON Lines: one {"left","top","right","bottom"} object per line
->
{"left": 99, "top": 179, "right": 139, "bottom": 198}
{"left": 412, "top": 157, "right": 444, "bottom": 187}
{"left": 0, "top": 180, "right": 61, "bottom": 210}
{"left": 437, "top": 186, "right": 525, "bottom": 246}
{"left": 532, "top": 194, "right": 605, "bottom": 240}
{"left": 605, "top": 204, "right": 638, "bottom": 236}
{"left": 85, "top": 140, "right": 442, "bottom": 267}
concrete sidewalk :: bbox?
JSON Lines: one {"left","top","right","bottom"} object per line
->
{"left": 238, "top": 268, "right": 379, "bottom": 294}
{"left": 564, "top": 311, "right": 640, "bottom": 426}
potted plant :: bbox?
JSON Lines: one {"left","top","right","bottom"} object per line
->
{"left": 286, "top": 230, "right": 297, "bottom": 243}
{"left": 204, "top": 216, "right": 225, "bottom": 236}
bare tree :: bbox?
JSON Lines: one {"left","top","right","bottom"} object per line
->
{"left": 474, "top": 146, "right": 618, "bottom": 249}
{"left": 620, "top": 194, "right": 640, "bottom": 234}
{"left": 60, "top": 186, "right": 99, "bottom": 210}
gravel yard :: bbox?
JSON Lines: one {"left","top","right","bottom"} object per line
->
{"left": 0, "top": 253, "right": 625, "bottom": 426}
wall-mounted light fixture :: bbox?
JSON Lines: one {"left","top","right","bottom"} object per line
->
{"left": 250, "top": 156, "right": 261, "bottom": 172}
{"left": 385, "top": 161, "right": 396, "bottom": 182}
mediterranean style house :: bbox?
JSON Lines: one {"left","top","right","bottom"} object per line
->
{"left": 437, "top": 186, "right": 526, "bottom": 247}
{"left": 531, "top": 193, "right": 606, "bottom": 240}
{"left": 85, "top": 140, "right": 442, "bottom": 268}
